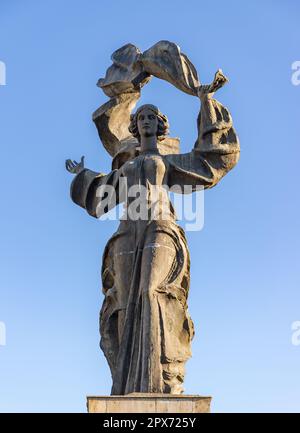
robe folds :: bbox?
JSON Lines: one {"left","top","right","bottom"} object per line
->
{"left": 70, "top": 94, "right": 240, "bottom": 394}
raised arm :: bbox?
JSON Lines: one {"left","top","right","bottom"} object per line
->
{"left": 166, "top": 70, "right": 240, "bottom": 191}
{"left": 92, "top": 44, "right": 151, "bottom": 157}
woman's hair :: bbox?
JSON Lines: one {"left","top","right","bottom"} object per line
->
{"left": 129, "top": 104, "right": 169, "bottom": 142}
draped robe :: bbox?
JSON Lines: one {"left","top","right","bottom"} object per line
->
{"left": 70, "top": 94, "right": 239, "bottom": 394}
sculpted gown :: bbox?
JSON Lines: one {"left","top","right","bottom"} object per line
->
{"left": 70, "top": 94, "right": 240, "bottom": 394}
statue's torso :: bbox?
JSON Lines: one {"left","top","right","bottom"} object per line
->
{"left": 117, "top": 152, "right": 176, "bottom": 234}
{"left": 121, "top": 152, "right": 167, "bottom": 187}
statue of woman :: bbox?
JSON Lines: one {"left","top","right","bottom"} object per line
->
{"left": 66, "top": 53, "right": 240, "bottom": 395}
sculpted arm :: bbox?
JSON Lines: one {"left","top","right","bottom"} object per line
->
{"left": 166, "top": 70, "right": 240, "bottom": 191}
{"left": 65, "top": 156, "right": 123, "bottom": 218}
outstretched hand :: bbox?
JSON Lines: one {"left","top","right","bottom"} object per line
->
{"left": 65, "top": 156, "right": 85, "bottom": 174}
{"left": 197, "top": 69, "right": 228, "bottom": 100}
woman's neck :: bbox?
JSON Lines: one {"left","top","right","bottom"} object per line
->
{"left": 140, "top": 136, "right": 159, "bottom": 153}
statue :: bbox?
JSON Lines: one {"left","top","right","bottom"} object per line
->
{"left": 66, "top": 41, "right": 240, "bottom": 395}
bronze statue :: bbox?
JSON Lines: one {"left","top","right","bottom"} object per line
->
{"left": 66, "top": 41, "right": 240, "bottom": 395}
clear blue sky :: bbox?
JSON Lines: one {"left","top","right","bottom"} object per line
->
{"left": 0, "top": 0, "right": 299, "bottom": 413}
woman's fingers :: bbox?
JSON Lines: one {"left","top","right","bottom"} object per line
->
{"left": 66, "top": 157, "right": 84, "bottom": 172}
{"left": 66, "top": 159, "right": 76, "bottom": 171}
{"left": 65, "top": 160, "right": 72, "bottom": 170}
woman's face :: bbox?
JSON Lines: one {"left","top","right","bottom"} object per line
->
{"left": 137, "top": 108, "right": 158, "bottom": 139}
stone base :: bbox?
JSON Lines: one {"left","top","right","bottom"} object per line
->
{"left": 87, "top": 393, "right": 211, "bottom": 413}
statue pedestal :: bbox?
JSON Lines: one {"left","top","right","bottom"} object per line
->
{"left": 87, "top": 393, "right": 211, "bottom": 413}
